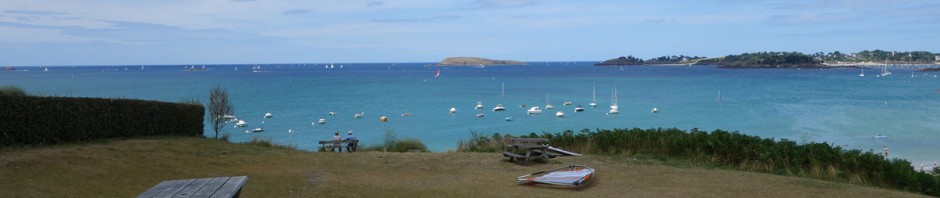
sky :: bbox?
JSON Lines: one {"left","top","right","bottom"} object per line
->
{"left": 1, "top": 0, "right": 939, "bottom": 66}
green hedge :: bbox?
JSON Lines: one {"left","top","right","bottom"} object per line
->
{"left": 458, "top": 128, "right": 940, "bottom": 196}
{"left": 0, "top": 95, "right": 204, "bottom": 146}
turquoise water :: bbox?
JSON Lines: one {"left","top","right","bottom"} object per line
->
{"left": 2, "top": 63, "right": 938, "bottom": 165}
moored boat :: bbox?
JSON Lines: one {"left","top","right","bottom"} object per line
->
{"left": 493, "top": 104, "right": 506, "bottom": 111}
{"left": 527, "top": 107, "right": 543, "bottom": 114}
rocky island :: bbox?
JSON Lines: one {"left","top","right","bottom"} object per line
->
{"left": 435, "top": 57, "right": 525, "bottom": 66}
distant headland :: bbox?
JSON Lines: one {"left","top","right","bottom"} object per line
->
{"left": 435, "top": 57, "right": 525, "bottom": 66}
{"left": 597, "top": 50, "right": 940, "bottom": 68}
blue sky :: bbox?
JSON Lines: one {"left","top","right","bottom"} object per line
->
{"left": 1, "top": 0, "right": 938, "bottom": 66}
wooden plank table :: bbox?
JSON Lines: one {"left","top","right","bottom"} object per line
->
{"left": 511, "top": 144, "right": 550, "bottom": 164}
{"left": 137, "top": 176, "right": 247, "bottom": 198}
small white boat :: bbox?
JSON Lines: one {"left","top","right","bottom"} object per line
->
{"left": 476, "top": 113, "right": 485, "bottom": 117}
{"left": 505, "top": 117, "right": 514, "bottom": 121}
{"left": 354, "top": 113, "right": 363, "bottom": 119}
{"left": 555, "top": 111, "right": 565, "bottom": 118}
{"left": 563, "top": 101, "right": 573, "bottom": 106}
{"left": 264, "top": 112, "right": 273, "bottom": 118}
{"left": 250, "top": 127, "right": 264, "bottom": 132}
{"left": 492, "top": 104, "right": 506, "bottom": 112}
{"left": 449, "top": 107, "right": 457, "bottom": 114}
{"left": 475, "top": 101, "right": 484, "bottom": 109}
{"left": 651, "top": 107, "right": 659, "bottom": 113}
{"left": 328, "top": 112, "right": 338, "bottom": 116}
{"left": 317, "top": 118, "right": 326, "bottom": 125}
{"left": 234, "top": 120, "right": 247, "bottom": 127}
{"left": 574, "top": 105, "right": 585, "bottom": 112}
{"left": 223, "top": 115, "right": 237, "bottom": 122}
{"left": 527, "top": 107, "right": 543, "bottom": 114}
{"left": 859, "top": 67, "right": 865, "bottom": 77}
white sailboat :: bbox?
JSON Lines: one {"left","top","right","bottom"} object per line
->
{"left": 859, "top": 67, "right": 864, "bottom": 77}
{"left": 545, "top": 94, "right": 554, "bottom": 109}
{"left": 475, "top": 101, "right": 484, "bottom": 109}
{"left": 449, "top": 107, "right": 457, "bottom": 114}
{"left": 589, "top": 83, "right": 597, "bottom": 108}
{"left": 609, "top": 84, "right": 619, "bottom": 114}
{"left": 881, "top": 59, "right": 892, "bottom": 76}
{"left": 555, "top": 111, "right": 565, "bottom": 118}
{"left": 717, "top": 90, "right": 722, "bottom": 102}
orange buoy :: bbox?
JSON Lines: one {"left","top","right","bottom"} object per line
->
{"left": 380, "top": 116, "right": 388, "bottom": 122}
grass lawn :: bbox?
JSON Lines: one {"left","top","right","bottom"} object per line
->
{"left": 0, "top": 136, "right": 928, "bottom": 197}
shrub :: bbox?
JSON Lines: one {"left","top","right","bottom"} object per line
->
{"left": 0, "top": 86, "right": 25, "bottom": 96}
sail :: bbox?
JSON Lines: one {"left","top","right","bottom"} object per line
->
{"left": 517, "top": 165, "right": 594, "bottom": 187}
{"left": 434, "top": 69, "right": 440, "bottom": 78}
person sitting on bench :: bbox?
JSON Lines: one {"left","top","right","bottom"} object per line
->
{"left": 344, "top": 130, "right": 358, "bottom": 152}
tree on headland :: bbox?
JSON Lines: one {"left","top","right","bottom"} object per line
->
{"left": 208, "top": 85, "right": 234, "bottom": 139}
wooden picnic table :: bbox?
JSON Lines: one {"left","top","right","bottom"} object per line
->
{"left": 512, "top": 143, "right": 550, "bottom": 163}
{"left": 137, "top": 176, "right": 247, "bottom": 198}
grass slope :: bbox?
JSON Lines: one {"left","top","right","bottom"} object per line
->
{"left": 0, "top": 137, "right": 927, "bottom": 197}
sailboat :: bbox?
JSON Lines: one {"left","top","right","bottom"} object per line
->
{"left": 434, "top": 69, "right": 440, "bottom": 78}
{"left": 881, "top": 59, "right": 892, "bottom": 76}
{"left": 589, "top": 83, "right": 597, "bottom": 108}
{"left": 475, "top": 101, "right": 484, "bottom": 109}
{"left": 859, "top": 67, "right": 864, "bottom": 77}
{"left": 609, "top": 84, "right": 619, "bottom": 114}
{"left": 545, "top": 94, "right": 554, "bottom": 109}
{"left": 717, "top": 90, "right": 722, "bottom": 102}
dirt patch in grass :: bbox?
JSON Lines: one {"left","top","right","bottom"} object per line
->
{"left": 0, "top": 137, "right": 928, "bottom": 197}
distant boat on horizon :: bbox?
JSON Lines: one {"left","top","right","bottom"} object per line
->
{"left": 434, "top": 69, "right": 440, "bottom": 78}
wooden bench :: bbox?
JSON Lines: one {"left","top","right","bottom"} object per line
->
{"left": 502, "top": 138, "right": 557, "bottom": 164}
{"left": 318, "top": 139, "right": 359, "bottom": 152}
{"left": 137, "top": 176, "right": 247, "bottom": 198}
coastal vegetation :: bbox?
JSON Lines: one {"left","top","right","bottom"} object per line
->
{"left": 0, "top": 85, "right": 26, "bottom": 96}
{"left": 700, "top": 51, "right": 822, "bottom": 68}
{"left": 643, "top": 55, "right": 707, "bottom": 65}
{"left": 594, "top": 55, "right": 644, "bottom": 65}
{"left": 457, "top": 128, "right": 940, "bottom": 196}
{"left": 435, "top": 57, "right": 525, "bottom": 66}
{"left": 360, "top": 129, "right": 429, "bottom": 152}
{"left": 0, "top": 136, "right": 925, "bottom": 197}
{"left": 0, "top": 95, "right": 203, "bottom": 146}
{"left": 814, "top": 50, "right": 937, "bottom": 64}
{"left": 596, "top": 50, "right": 938, "bottom": 68}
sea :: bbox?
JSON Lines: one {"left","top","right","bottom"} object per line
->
{"left": 2, "top": 63, "right": 938, "bottom": 166}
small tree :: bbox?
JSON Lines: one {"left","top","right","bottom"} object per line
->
{"left": 208, "top": 85, "right": 234, "bottom": 139}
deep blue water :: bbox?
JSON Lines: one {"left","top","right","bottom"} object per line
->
{"left": 2, "top": 63, "right": 938, "bottom": 165}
